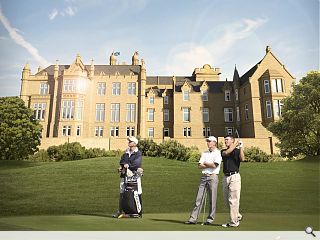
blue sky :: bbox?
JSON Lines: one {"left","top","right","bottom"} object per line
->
{"left": 0, "top": 0, "right": 318, "bottom": 97}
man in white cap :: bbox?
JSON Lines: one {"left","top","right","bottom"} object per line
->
{"left": 113, "top": 136, "right": 143, "bottom": 218}
{"left": 185, "top": 136, "right": 222, "bottom": 225}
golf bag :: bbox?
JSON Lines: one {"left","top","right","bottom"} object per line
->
{"left": 121, "top": 173, "right": 142, "bottom": 216}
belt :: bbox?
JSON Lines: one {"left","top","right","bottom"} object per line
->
{"left": 224, "top": 171, "right": 239, "bottom": 176}
{"left": 203, "top": 173, "right": 218, "bottom": 177}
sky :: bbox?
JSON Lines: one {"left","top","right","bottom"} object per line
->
{"left": 0, "top": 0, "right": 318, "bottom": 97}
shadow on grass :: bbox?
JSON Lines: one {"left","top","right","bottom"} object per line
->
{"left": 77, "top": 212, "right": 114, "bottom": 219}
{"left": 0, "top": 222, "right": 38, "bottom": 231}
{"left": 151, "top": 218, "right": 222, "bottom": 227}
{"left": 295, "top": 156, "right": 320, "bottom": 163}
{"left": 0, "top": 160, "right": 41, "bottom": 170}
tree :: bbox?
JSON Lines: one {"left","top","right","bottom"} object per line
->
{"left": 0, "top": 97, "right": 42, "bottom": 160}
{"left": 268, "top": 71, "right": 320, "bottom": 157}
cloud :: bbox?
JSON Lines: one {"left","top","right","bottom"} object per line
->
{"left": 165, "top": 18, "right": 268, "bottom": 75}
{"left": 49, "top": 6, "right": 77, "bottom": 20}
{"left": 65, "top": 6, "right": 75, "bottom": 16}
{"left": 0, "top": 5, "right": 50, "bottom": 66}
{"left": 49, "top": 9, "right": 58, "bottom": 20}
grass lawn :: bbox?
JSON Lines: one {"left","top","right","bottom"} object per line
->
{"left": 0, "top": 156, "right": 319, "bottom": 230}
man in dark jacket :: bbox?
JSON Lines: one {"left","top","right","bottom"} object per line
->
{"left": 113, "top": 136, "right": 142, "bottom": 218}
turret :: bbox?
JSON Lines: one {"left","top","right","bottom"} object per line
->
{"left": 54, "top": 60, "right": 59, "bottom": 79}
{"left": 20, "top": 63, "right": 31, "bottom": 101}
{"left": 233, "top": 65, "right": 240, "bottom": 88}
{"left": 75, "top": 53, "right": 81, "bottom": 64}
{"left": 22, "top": 63, "right": 31, "bottom": 79}
{"left": 172, "top": 76, "right": 176, "bottom": 92}
{"left": 139, "top": 58, "right": 147, "bottom": 138}
{"left": 37, "top": 66, "right": 43, "bottom": 73}
{"left": 90, "top": 58, "right": 95, "bottom": 77}
{"left": 141, "top": 58, "right": 146, "bottom": 80}
{"left": 132, "top": 51, "right": 139, "bottom": 65}
{"left": 110, "top": 52, "right": 117, "bottom": 65}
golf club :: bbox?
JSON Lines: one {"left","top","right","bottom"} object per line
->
{"left": 235, "top": 129, "right": 241, "bottom": 149}
{"left": 201, "top": 184, "right": 208, "bottom": 225}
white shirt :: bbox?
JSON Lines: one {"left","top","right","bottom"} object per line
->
{"left": 198, "top": 148, "right": 222, "bottom": 175}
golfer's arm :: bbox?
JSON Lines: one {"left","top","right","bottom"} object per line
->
{"left": 221, "top": 144, "right": 237, "bottom": 156}
{"left": 239, "top": 148, "right": 245, "bottom": 161}
{"left": 198, "top": 163, "right": 206, "bottom": 169}
{"left": 203, "top": 162, "right": 218, "bottom": 168}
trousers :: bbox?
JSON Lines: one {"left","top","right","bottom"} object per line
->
{"left": 188, "top": 174, "right": 219, "bottom": 223}
{"left": 223, "top": 173, "right": 241, "bottom": 224}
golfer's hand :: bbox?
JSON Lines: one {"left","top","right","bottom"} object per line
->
{"left": 124, "top": 164, "right": 129, "bottom": 169}
{"left": 198, "top": 163, "right": 206, "bottom": 169}
{"left": 238, "top": 141, "right": 244, "bottom": 148}
{"left": 118, "top": 166, "right": 122, "bottom": 172}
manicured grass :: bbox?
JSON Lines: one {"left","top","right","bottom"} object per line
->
{"left": 0, "top": 156, "right": 319, "bottom": 230}
{"left": 0, "top": 213, "right": 317, "bottom": 231}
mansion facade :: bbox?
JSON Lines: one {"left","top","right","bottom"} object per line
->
{"left": 20, "top": 46, "right": 295, "bottom": 151}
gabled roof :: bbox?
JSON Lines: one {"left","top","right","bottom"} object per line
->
{"left": 238, "top": 47, "right": 295, "bottom": 85}
{"left": 239, "top": 60, "right": 261, "bottom": 85}
{"left": 145, "top": 87, "right": 168, "bottom": 97}
{"left": 174, "top": 77, "right": 225, "bottom": 93}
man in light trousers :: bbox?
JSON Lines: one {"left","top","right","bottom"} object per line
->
{"left": 185, "top": 136, "right": 222, "bottom": 225}
{"left": 221, "top": 135, "right": 245, "bottom": 227}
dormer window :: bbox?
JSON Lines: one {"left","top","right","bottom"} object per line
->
{"left": 202, "top": 90, "right": 208, "bottom": 101}
{"left": 149, "top": 96, "right": 154, "bottom": 104}
{"left": 183, "top": 90, "right": 190, "bottom": 101}
{"left": 164, "top": 96, "right": 169, "bottom": 104}
{"left": 225, "top": 90, "right": 231, "bottom": 101}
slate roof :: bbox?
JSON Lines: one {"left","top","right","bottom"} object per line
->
{"left": 41, "top": 65, "right": 141, "bottom": 76}
{"left": 146, "top": 76, "right": 173, "bottom": 85}
{"left": 174, "top": 77, "right": 225, "bottom": 93}
{"left": 239, "top": 60, "right": 262, "bottom": 85}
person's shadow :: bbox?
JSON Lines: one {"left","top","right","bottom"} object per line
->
{"left": 77, "top": 212, "right": 114, "bottom": 218}
{"left": 151, "top": 218, "right": 222, "bottom": 226}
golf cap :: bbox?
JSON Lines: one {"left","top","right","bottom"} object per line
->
{"left": 206, "top": 136, "right": 217, "bottom": 142}
{"left": 127, "top": 136, "right": 138, "bottom": 145}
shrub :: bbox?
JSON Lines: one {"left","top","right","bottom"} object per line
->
{"left": 138, "top": 139, "right": 161, "bottom": 157}
{"left": 244, "top": 147, "right": 271, "bottom": 162}
{"left": 110, "top": 149, "right": 124, "bottom": 157}
{"left": 29, "top": 149, "right": 51, "bottom": 162}
{"left": 185, "top": 146, "right": 201, "bottom": 162}
{"left": 218, "top": 141, "right": 225, "bottom": 150}
{"left": 160, "top": 140, "right": 189, "bottom": 161}
{"left": 268, "top": 153, "right": 285, "bottom": 162}
{"left": 85, "top": 148, "right": 109, "bottom": 158}
{"left": 47, "top": 145, "right": 60, "bottom": 161}
{"left": 47, "top": 142, "right": 86, "bottom": 161}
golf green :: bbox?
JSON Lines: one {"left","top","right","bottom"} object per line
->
{"left": 0, "top": 156, "right": 319, "bottom": 230}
